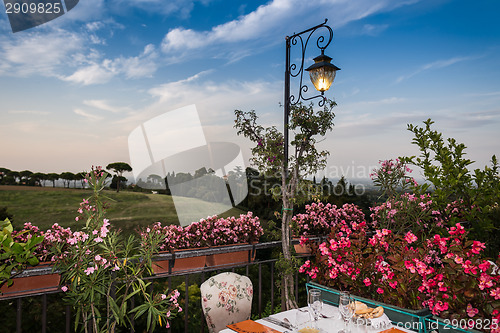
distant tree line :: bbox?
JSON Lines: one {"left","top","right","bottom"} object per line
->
{"left": 241, "top": 167, "right": 372, "bottom": 222}
{"left": 0, "top": 167, "right": 87, "bottom": 188}
{"left": 0, "top": 162, "right": 132, "bottom": 192}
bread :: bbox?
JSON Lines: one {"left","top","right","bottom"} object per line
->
{"left": 354, "top": 301, "right": 368, "bottom": 311}
{"left": 371, "top": 306, "right": 384, "bottom": 318}
{"left": 353, "top": 302, "right": 385, "bottom": 319}
{"left": 355, "top": 308, "right": 373, "bottom": 315}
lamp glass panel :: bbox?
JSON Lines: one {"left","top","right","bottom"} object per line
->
{"left": 309, "top": 67, "right": 336, "bottom": 92}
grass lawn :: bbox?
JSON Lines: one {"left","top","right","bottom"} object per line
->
{"left": 0, "top": 185, "right": 246, "bottom": 235}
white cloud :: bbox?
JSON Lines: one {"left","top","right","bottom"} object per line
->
{"left": 161, "top": 0, "right": 414, "bottom": 56}
{"left": 0, "top": 29, "right": 84, "bottom": 77}
{"left": 74, "top": 108, "right": 104, "bottom": 121}
{"left": 63, "top": 44, "right": 158, "bottom": 84}
{"left": 83, "top": 99, "right": 130, "bottom": 113}
{"left": 86, "top": 21, "right": 105, "bottom": 32}
{"left": 396, "top": 56, "right": 474, "bottom": 83}
{"left": 361, "top": 24, "right": 389, "bottom": 36}
{"left": 63, "top": 62, "right": 116, "bottom": 85}
{"left": 115, "top": 44, "right": 158, "bottom": 78}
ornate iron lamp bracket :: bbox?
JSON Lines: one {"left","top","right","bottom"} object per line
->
{"left": 286, "top": 19, "right": 334, "bottom": 108}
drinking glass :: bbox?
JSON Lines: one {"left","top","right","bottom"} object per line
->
{"left": 338, "top": 292, "right": 354, "bottom": 333}
{"left": 307, "top": 288, "right": 323, "bottom": 329}
{"left": 295, "top": 309, "right": 312, "bottom": 330}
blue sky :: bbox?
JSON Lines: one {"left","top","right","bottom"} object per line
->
{"left": 1, "top": 0, "right": 499, "bottom": 181}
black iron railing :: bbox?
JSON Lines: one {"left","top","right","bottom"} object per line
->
{"left": 0, "top": 240, "right": 312, "bottom": 333}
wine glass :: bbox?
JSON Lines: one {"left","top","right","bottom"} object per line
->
{"left": 338, "top": 292, "right": 354, "bottom": 333}
{"left": 307, "top": 288, "right": 323, "bottom": 329}
{"left": 295, "top": 309, "right": 312, "bottom": 331}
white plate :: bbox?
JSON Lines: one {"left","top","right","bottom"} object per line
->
{"left": 293, "top": 328, "right": 327, "bottom": 333}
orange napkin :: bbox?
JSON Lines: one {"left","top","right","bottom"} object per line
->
{"left": 379, "top": 328, "right": 407, "bottom": 333}
{"left": 227, "top": 319, "right": 282, "bottom": 333}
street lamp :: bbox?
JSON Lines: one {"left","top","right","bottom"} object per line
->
{"left": 284, "top": 19, "right": 340, "bottom": 178}
{"left": 306, "top": 53, "right": 340, "bottom": 93}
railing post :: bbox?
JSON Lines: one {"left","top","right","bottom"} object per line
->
{"left": 66, "top": 305, "right": 71, "bottom": 333}
{"left": 184, "top": 275, "right": 189, "bottom": 333}
{"left": 42, "top": 294, "right": 47, "bottom": 333}
{"left": 258, "top": 263, "right": 262, "bottom": 317}
{"left": 16, "top": 297, "right": 22, "bottom": 333}
{"left": 270, "top": 261, "right": 275, "bottom": 313}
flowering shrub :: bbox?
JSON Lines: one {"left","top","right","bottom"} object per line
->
{"left": 299, "top": 202, "right": 500, "bottom": 332}
{"left": 370, "top": 194, "right": 477, "bottom": 244}
{"left": 416, "top": 223, "right": 500, "bottom": 323}
{"left": 370, "top": 159, "right": 416, "bottom": 198}
{"left": 141, "top": 212, "right": 263, "bottom": 251}
{"left": 292, "top": 202, "right": 365, "bottom": 237}
{"left": 52, "top": 166, "right": 182, "bottom": 332}
{"left": 370, "top": 193, "right": 445, "bottom": 241}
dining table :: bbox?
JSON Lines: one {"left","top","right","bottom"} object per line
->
{"left": 220, "top": 303, "right": 415, "bottom": 333}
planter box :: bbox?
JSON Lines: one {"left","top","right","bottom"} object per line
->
{"left": 424, "top": 316, "right": 483, "bottom": 333}
{"left": 293, "top": 238, "right": 312, "bottom": 255}
{"left": 306, "top": 282, "right": 431, "bottom": 333}
{"left": 206, "top": 243, "right": 255, "bottom": 268}
{"left": 152, "top": 249, "right": 207, "bottom": 274}
{"left": 0, "top": 265, "right": 60, "bottom": 299}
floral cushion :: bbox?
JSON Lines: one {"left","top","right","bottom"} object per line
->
{"left": 201, "top": 272, "right": 253, "bottom": 333}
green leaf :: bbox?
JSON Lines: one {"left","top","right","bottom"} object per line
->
{"left": 27, "top": 257, "right": 39, "bottom": 266}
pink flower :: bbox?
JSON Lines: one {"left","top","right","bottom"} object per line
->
{"left": 376, "top": 288, "right": 384, "bottom": 294}
{"left": 404, "top": 231, "right": 417, "bottom": 244}
{"left": 490, "top": 287, "right": 500, "bottom": 300}
{"left": 433, "top": 301, "right": 449, "bottom": 314}
{"left": 471, "top": 241, "right": 486, "bottom": 254}
{"left": 363, "top": 278, "right": 371, "bottom": 286}
{"left": 478, "top": 261, "right": 491, "bottom": 272}
{"left": 479, "top": 273, "right": 494, "bottom": 290}
{"left": 84, "top": 266, "right": 96, "bottom": 275}
{"left": 61, "top": 286, "right": 68, "bottom": 292}
{"left": 467, "top": 304, "right": 479, "bottom": 317}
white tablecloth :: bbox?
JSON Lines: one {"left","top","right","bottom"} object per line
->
{"left": 220, "top": 303, "right": 415, "bottom": 333}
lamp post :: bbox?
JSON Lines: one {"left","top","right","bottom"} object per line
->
{"left": 280, "top": 18, "right": 340, "bottom": 310}
{"left": 283, "top": 19, "right": 340, "bottom": 179}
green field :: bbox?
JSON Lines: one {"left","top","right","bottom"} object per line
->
{"left": 0, "top": 185, "right": 246, "bottom": 234}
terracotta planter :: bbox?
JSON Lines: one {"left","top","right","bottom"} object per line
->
{"left": 152, "top": 249, "right": 207, "bottom": 274}
{"left": 0, "top": 265, "right": 60, "bottom": 299}
{"left": 293, "top": 238, "right": 312, "bottom": 254}
{"left": 206, "top": 243, "right": 255, "bottom": 267}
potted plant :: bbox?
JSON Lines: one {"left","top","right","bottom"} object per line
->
{"left": 204, "top": 212, "right": 263, "bottom": 267}
{"left": 142, "top": 212, "right": 264, "bottom": 271}
{"left": 141, "top": 219, "right": 212, "bottom": 274}
{"left": 0, "top": 220, "right": 78, "bottom": 298}
{"left": 0, "top": 218, "right": 46, "bottom": 298}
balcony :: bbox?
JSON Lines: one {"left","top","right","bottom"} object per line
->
{"left": 0, "top": 241, "right": 311, "bottom": 333}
